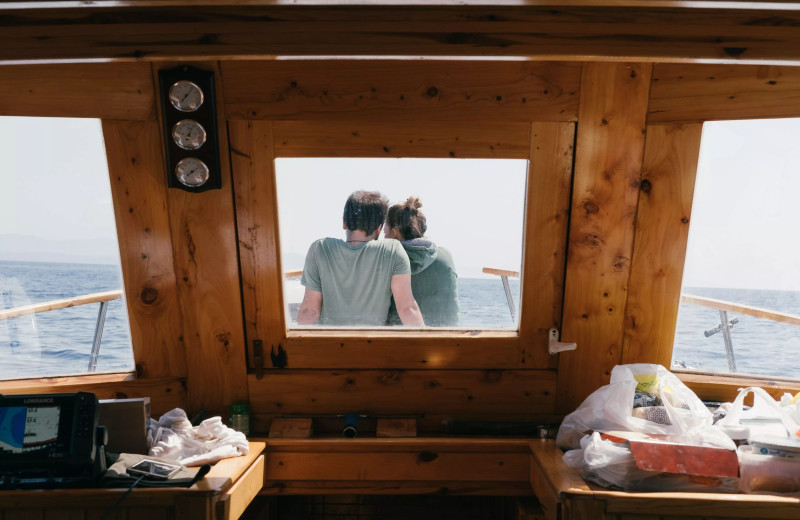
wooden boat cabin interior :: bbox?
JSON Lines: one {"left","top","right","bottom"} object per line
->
{"left": 3, "top": 1, "right": 800, "bottom": 519}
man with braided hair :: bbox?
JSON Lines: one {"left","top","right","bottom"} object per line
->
{"left": 297, "top": 190, "right": 425, "bottom": 327}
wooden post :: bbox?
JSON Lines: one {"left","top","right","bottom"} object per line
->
{"left": 557, "top": 62, "right": 652, "bottom": 413}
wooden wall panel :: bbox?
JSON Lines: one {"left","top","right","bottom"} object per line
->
{"left": 0, "top": 63, "right": 154, "bottom": 120}
{"left": 223, "top": 60, "right": 580, "bottom": 122}
{"left": 648, "top": 64, "right": 800, "bottom": 123}
{"left": 275, "top": 332, "right": 520, "bottom": 370}
{"left": 157, "top": 62, "right": 248, "bottom": 416}
{"left": 622, "top": 124, "right": 703, "bottom": 367}
{"left": 249, "top": 369, "right": 556, "bottom": 418}
{"left": 272, "top": 120, "right": 532, "bottom": 158}
{"left": 556, "top": 63, "right": 652, "bottom": 414}
{"left": 520, "top": 122, "right": 575, "bottom": 369}
{"left": 103, "top": 120, "right": 186, "bottom": 379}
{"left": 229, "top": 120, "right": 285, "bottom": 360}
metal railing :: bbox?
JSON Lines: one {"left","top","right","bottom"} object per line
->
{"left": 680, "top": 294, "right": 800, "bottom": 372}
{"left": 0, "top": 290, "right": 123, "bottom": 372}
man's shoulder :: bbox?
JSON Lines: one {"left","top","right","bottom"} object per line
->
{"left": 367, "top": 239, "right": 408, "bottom": 255}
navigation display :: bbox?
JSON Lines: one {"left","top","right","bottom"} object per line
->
{"left": 0, "top": 406, "right": 61, "bottom": 454}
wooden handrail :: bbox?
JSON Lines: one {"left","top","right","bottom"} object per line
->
{"left": 681, "top": 293, "right": 800, "bottom": 327}
{"left": 284, "top": 269, "right": 303, "bottom": 278}
{"left": 0, "top": 290, "right": 122, "bottom": 321}
{"left": 482, "top": 267, "right": 520, "bottom": 278}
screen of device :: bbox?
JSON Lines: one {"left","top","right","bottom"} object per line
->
{"left": 0, "top": 406, "right": 61, "bottom": 455}
{"left": 127, "top": 459, "right": 181, "bottom": 479}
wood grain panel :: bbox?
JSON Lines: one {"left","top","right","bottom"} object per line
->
{"left": 4, "top": 6, "right": 800, "bottom": 63}
{"left": 223, "top": 60, "right": 579, "bottom": 122}
{"left": 248, "top": 369, "right": 556, "bottom": 417}
{"left": 600, "top": 492, "right": 800, "bottom": 519}
{"left": 228, "top": 120, "right": 285, "bottom": 364}
{"left": 622, "top": 124, "right": 703, "bottom": 366}
{"left": 216, "top": 455, "right": 265, "bottom": 520}
{"left": 649, "top": 64, "right": 800, "bottom": 123}
{"left": 272, "top": 120, "right": 532, "bottom": 158}
{"left": 0, "top": 63, "right": 154, "bottom": 120}
{"left": 556, "top": 63, "right": 652, "bottom": 414}
{"left": 102, "top": 120, "right": 185, "bottom": 379}
{"left": 264, "top": 451, "right": 528, "bottom": 482}
{"left": 519, "top": 122, "right": 575, "bottom": 369}
{"left": 157, "top": 62, "right": 248, "bottom": 417}
{"left": 276, "top": 331, "right": 520, "bottom": 369}
{"left": 259, "top": 480, "right": 533, "bottom": 496}
{"left": 0, "top": 376, "right": 187, "bottom": 417}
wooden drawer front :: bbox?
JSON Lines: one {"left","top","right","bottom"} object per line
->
{"left": 265, "top": 451, "right": 528, "bottom": 482}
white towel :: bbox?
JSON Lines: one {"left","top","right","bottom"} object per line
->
{"left": 147, "top": 408, "right": 249, "bottom": 466}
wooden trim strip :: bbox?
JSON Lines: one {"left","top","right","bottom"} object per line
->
{"left": 0, "top": 290, "right": 122, "bottom": 321}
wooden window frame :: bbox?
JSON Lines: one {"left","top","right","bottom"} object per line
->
{"left": 231, "top": 118, "right": 574, "bottom": 371}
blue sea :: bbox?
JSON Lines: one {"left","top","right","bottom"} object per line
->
{"left": 1, "top": 261, "right": 799, "bottom": 382}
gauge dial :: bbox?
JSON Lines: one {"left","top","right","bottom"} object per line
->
{"left": 174, "top": 157, "right": 210, "bottom": 188}
{"left": 172, "top": 119, "right": 207, "bottom": 150}
{"left": 168, "top": 80, "right": 204, "bottom": 112}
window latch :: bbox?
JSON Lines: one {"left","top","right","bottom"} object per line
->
{"left": 549, "top": 328, "right": 577, "bottom": 355}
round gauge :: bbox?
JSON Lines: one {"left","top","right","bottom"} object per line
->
{"left": 174, "top": 157, "right": 210, "bottom": 188}
{"left": 172, "top": 119, "right": 207, "bottom": 150}
{"left": 168, "top": 80, "right": 204, "bottom": 112}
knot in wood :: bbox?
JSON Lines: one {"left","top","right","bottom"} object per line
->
{"left": 140, "top": 286, "right": 158, "bottom": 305}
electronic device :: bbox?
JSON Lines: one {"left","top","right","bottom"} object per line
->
{"left": 127, "top": 459, "right": 181, "bottom": 480}
{"left": 0, "top": 392, "right": 106, "bottom": 489}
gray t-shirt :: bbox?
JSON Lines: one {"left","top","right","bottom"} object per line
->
{"left": 300, "top": 237, "right": 411, "bottom": 326}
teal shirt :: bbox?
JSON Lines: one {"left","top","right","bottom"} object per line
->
{"left": 300, "top": 238, "right": 411, "bottom": 326}
{"left": 388, "top": 240, "right": 459, "bottom": 327}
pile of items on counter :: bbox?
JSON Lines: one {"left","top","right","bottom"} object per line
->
{"left": 557, "top": 364, "right": 800, "bottom": 494}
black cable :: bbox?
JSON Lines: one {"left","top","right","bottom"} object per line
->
{"left": 98, "top": 474, "right": 145, "bottom": 520}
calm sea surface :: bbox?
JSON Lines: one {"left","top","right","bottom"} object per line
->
{"left": 2, "top": 261, "right": 799, "bottom": 381}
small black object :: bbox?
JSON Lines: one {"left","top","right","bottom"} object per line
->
{"left": 343, "top": 413, "right": 359, "bottom": 438}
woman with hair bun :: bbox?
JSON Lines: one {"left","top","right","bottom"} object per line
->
{"left": 385, "top": 196, "right": 459, "bottom": 326}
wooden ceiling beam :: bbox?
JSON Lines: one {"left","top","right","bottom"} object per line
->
{"left": 2, "top": 5, "right": 800, "bottom": 64}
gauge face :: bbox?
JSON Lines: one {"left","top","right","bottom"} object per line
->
{"left": 168, "top": 80, "right": 204, "bottom": 112}
{"left": 172, "top": 119, "right": 207, "bottom": 150}
{"left": 174, "top": 157, "right": 210, "bottom": 188}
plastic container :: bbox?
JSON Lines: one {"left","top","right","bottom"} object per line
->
{"left": 230, "top": 403, "right": 250, "bottom": 436}
{"left": 738, "top": 445, "right": 800, "bottom": 494}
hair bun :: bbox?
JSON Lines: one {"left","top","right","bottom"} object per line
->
{"left": 406, "top": 196, "right": 422, "bottom": 211}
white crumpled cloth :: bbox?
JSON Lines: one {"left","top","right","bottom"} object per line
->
{"left": 147, "top": 408, "right": 249, "bottom": 466}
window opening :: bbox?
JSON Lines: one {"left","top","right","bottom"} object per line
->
{"left": 275, "top": 158, "right": 527, "bottom": 330}
{"left": 672, "top": 118, "right": 800, "bottom": 379}
{"left": 0, "top": 117, "right": 134, "bottom": 380}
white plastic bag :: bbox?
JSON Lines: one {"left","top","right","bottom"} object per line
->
{"left": 717, "top": 386, "right": 800, "bottom": 442}
{"left": 557, "top": 364, "right": 734, "bottom": 451}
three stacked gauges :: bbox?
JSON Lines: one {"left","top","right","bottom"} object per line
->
{"left": 159, "top": 66, "right": 222, "bottom": 192}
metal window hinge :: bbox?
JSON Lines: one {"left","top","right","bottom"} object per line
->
{"left": 549, "top": 328, "right": 577, "bottom": 355}
{"left": 253, "top": 339, "right": 264, "bottom": 379}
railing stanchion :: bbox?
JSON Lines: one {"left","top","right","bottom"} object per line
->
{"left": 500, "top": 275, "right": 516, "bottom": 324}
{"left": 719, "top": 309, "right": 737, "bottom": 372}
{"left": 88, "top": 301, "right": 109, "bottom": 372}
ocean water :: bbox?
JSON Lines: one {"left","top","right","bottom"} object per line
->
{"left": 673, "top": 287, "right": 800, "bottom": 379}
{"left": 0, "top": 260, "right": 134, "bottom": 380}
{"left": 2, "top": 261, "right": 799, "bottom": 382}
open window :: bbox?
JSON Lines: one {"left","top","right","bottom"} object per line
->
{"left": 672, "top": 118, "right": 800, "bottom": 380}
{"left": 275, "top": 157, "right": 526, "bottom": 330}
{"left": 0, "top": 116, "right": 134, "bottom": 380}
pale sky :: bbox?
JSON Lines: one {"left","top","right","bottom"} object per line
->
{"left": 1, "top": 116, "right": 799, "bottom": 289}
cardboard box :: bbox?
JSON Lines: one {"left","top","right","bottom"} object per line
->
{"left": 99, "top": 397, "right": 150, "bottom": 455}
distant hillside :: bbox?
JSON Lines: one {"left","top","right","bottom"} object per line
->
{"left": 0, "top": 234, "right": 119, "bottom": 265}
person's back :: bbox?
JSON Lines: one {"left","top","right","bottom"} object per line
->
{"left": 388, "top": 238, "right": 459, "bottom": 326}
{"left": 301, "top": 237, "right": 411, "bottom": 326}
{"left": 385, "top": 197, "right": 459, "bottom": 327}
